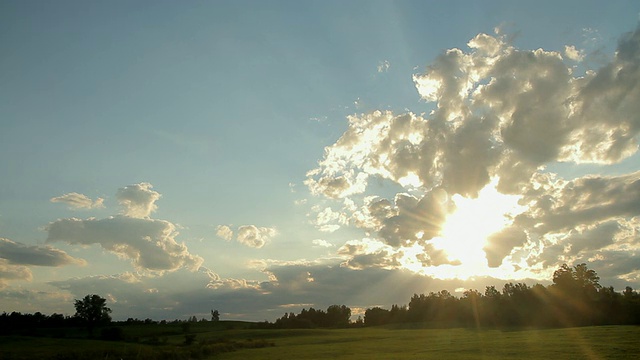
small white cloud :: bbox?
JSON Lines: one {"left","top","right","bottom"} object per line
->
{"left": 377, "top": 60, "right": 390, "bottom": 73}
{"left": 309, "top": 116, "right": 327, "bottom": 122}
{"left": 236, "top": 225, "right": 276, "bottom": 248}
{"left": 205, "top": 270, "right": 261, "bottom": 290}
{"left": 214, "top": 224, "right": 276, "bottom": 248}
{"left": 216, "top": 225, "right": 234, "bottom": 241}
{"left": 312, "top": 239, "right": 334, "bottom": 248}
{"left": 319, "top": 224, "right": 340, "bottom": 233}
{"left": 50, "top": 193, "right": 104, "bottom": 210}
{"left": 582, "top": 27, "right": 602, "bottom": 45}
{"left": 116, "top": 183, "right": 161, "bottom": 219}
{"left": 564, "top": 45, "right": 585, "bottom": 62}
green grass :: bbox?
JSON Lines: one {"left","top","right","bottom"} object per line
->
{"left": 1, "top": 324, "right": 639, "bottom": 359}
{"left": 215, "top": 325, "right": 640, "bottom": 360}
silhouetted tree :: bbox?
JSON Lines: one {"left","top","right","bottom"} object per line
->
{"left": 364, "top": 307, "right": 390, "bottom": 326}
{"left": 273, "top": 305, "right": 352, "bottom": 328}
{"left": 74, "top": 294, "right": 112, "bottom": 336}
{"left": 460, "top": 289, "right": 482, "bottom": 327}
{"left": 551, "top": 263, "right": 602, "bottom": 325}
{"left": 326, "top": 305, "right": 351, "bottom": 327}
{"left": 211, "top": 309, "right": 220, "bottom": 322}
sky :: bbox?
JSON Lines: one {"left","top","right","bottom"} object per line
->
{"left": 2, "top": 0, "right": 640, "bottom": 322}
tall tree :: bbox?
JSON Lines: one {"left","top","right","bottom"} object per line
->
{"left": 574, "top": 263, "right": 601, "bottom": 292}
{"left": 74, "top": 294, "right": 112, "bottom": 336}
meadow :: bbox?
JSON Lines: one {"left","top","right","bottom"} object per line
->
{"left": 1, "top": 322, "right": 639, "bottom": 359}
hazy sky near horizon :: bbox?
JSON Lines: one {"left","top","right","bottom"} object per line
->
{"left": 2, "top": 0, "right": 640, "bottom": 321}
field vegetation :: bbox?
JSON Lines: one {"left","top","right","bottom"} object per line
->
{"left": 2, "top": 323, "right": 639, "bottom": 359}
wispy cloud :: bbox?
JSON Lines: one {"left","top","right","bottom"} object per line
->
{"left": 312, "top": 239, "right": 334, "bottom": 248}
{"left": 50, "top": 193, "right": 104, "bottom": 210}
{"left": 377, "top": 60, "right": 390, "bottom": 73}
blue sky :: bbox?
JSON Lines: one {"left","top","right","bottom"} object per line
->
{"left": 2, "top": 1, "right": 640, "bottom": 321}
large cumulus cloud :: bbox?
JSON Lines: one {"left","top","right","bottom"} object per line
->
{"left": 46, "top": 183, "right": 203, "bottom": 274}
{"left": 306, "top": 26, "right": 640, "bottom": 281}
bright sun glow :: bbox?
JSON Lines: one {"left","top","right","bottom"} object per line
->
{"left": 420, "top": 179, "right": 525, "bottom": 279}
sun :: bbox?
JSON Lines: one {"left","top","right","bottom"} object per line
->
{"left": 425, "top": 179, "right": 525, "bottom": 279}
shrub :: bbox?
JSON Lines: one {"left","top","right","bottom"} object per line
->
{"left": 184, "top": 333, "right": 197, "bottom": 345}
{"left": 100, "top": 326, "right": 124, "bottom": 341}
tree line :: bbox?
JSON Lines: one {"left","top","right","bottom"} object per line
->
{"left": 363, "top": 263, "right": 640, "bottom": 328}
{"left": 261, "top": 304, "right": 352, "bottom": 329}
{"left": 255, "top": 263, "right": 640, "bottom": 329}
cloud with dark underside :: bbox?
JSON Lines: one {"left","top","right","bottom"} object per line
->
{"left": 306, "top": 26, "right": 640, "bottom": 276}
{"left": 46, "top": 261, "right": 533, "bottom": 321}
{"left": 0, "top": 238, "right": 85, "bottom": 267}
{"left": 0, "top": 237, "right": 85, "bottom": 288}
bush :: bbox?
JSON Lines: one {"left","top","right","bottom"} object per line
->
{"left": 100, "top": 326, "right": 124, "bottom": 341}
{"left": 184, "top": 333, "right": 197, "bottom": 345}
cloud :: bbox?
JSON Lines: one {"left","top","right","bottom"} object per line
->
{"left": 215, "top": 225, "right": 234, "bottom": 241}
{"left": 45, "top": 269, "right": 271, "bottom": 320}
{"left": 116, "top": 182, "right": 161, "bottom": 218}
{"left": 313, "top": 206, "right": 348, "bottom": 233}
{"left": 0, "top": 238, "right": 85, "bottom": 289}
{"left": 50, "top": 193, "right": 104, "bottom": 210}
{"left": 45, "top": 183, "right": 204, "bottom": 274}
{"left": 0, "top": 288, "right": 73, "bottom": 313}
{"left": 46, "top": 216, "right": 203, "bottom": 273}
{"left": 338, "top": 239, "right": 402, "bottom": 270}
{"left": 306, "top": 26, "right": 640, "bottom": 279}
{"left": 564, "top": 45, "right": 585, "bottom": 62}
{"left": 0, "top": 259, "right": 32, "bottom": 289}
{"left": 45, "top": 182, "right": 203, "bottom": 274}
{"left": 312, "top": 239, "right": 334, "bottom": 248}
{"left": 236, "top": 225, "right": 276, "bottom": 248}
{"left": 0, "top": 238, "right": 85, "bottom": 267}
{"left": 216, "top": 224, "right": 276, "bottom": 248}
{"left": 204, "top": 269, "right": 262, "bottom": 290}
{"left": 484, "top": 227, "right": 528, "bottom": 268}
{"left": 377, "top": 60, "right": 390, "bottom": 73}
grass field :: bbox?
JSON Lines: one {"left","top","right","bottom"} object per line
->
{"left": 1, "top": 324, "right": 639, "bottom": 359}
{"left": 216, "top": 325, "right": 640, "bottom": 360}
